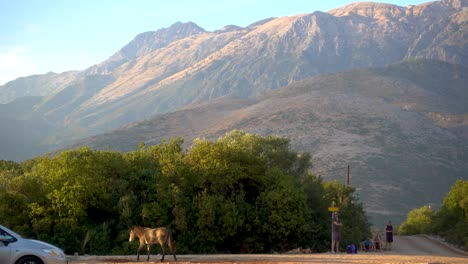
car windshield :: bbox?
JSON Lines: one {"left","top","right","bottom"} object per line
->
{"left": 0, "top": 226, "right": 19, "bottom": 241}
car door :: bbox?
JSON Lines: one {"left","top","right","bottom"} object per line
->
{"left": 0, "top": 227, "right": 13, "bottom": 264}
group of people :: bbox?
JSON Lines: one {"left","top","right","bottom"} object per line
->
{"left": 331, "top": 213, "right": 394, "bottom": 253}
{"left": 360, "top": 221, "right": 394, "bottom": 252}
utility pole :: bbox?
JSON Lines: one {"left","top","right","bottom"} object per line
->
{"left": 347, "top": 164, "right": 350, "bottom": 185}
{"left": 347, "top": 163, "right": 357, "bottom": 252}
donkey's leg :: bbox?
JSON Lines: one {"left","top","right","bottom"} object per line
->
{"left": 160, "top": 242, "right": 166, "bottom": 262}
{"left": 146, "top": 244, "right": 151, "bottom": 261}
{"left": 168, "top": 237, "right": 177, "bottom": 261}
{"left": 136, "top": 244, "right": 143, "bottom": 261}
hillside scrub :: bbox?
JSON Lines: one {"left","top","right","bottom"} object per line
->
{"left": 0, "top": 130, "right": 370, "bottom": 255}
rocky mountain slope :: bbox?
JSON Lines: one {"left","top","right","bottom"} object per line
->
{"left": 0, "top": 1, "right": 465, "bottom": 142}
{"left": 73, "top": 0, "right": 466, "bottom": 132}
{"left": 71, "top": 59, "right": 468, "bottom": 224}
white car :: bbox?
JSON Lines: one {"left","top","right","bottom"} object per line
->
{"left": 0, "top": 225, "right": 68, "bottom": 264}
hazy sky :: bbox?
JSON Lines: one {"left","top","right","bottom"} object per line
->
{"left": 0, "top": 0, "right": 432, "bottom": 85}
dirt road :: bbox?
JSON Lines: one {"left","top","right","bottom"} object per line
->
{"left": 69, "top": 235, "right": 468, "bottom": 264}
{"left": 392, "top": 235, "right": 467, "bottom": 256}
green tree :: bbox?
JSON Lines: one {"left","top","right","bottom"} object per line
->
{"left": 398, "top": 205, "right": 434, "bottom": 235}
{"left": 0, "top": 130, "right": 372, "bottom": 255}
{"left": 433, "top": 179, "right": 468, "bottom": 249}
{"left": 255, "top": 168, "right": 310, "bottom": 251}
{"left": 0, "top": 160, "right": 30, "bottom": 232}
{"left": 441, "top": 179, "right": 468, "bottom": 219}
{"left": 322, "top": 180, "right": 371, "bottom": 250}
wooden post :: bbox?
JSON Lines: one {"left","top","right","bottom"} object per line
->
{"left": 347, "top": 164, "right": 350, "bottom": 185}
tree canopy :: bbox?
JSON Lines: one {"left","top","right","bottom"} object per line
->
{"left": 0, "top": 130, "right": 370, "bottom": 254}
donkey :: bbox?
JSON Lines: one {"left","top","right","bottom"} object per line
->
{"left": 129, "top": 226, "right": 177, "bottom": 262}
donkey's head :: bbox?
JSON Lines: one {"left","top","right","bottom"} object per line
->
{"left": 129, "top": 227, "right": 137, "bottom": 242}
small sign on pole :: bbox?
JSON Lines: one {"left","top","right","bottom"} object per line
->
{"left": 328, "top": 207, "right": 339, "bottom": 212}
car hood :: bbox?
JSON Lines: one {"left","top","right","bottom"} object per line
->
{"left": 14, "top": 237, "right": 65, "bottom": 256}
{"left": 24, "top": 239, "right": 61, "bottom": 249}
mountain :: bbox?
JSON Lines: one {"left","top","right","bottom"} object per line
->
{"left": 0, "top": 2, "right": 465, "bottom": 148}
{"left": 1, "top": 1, "right": 466, "bottom": 128}
{"left": 80, "top": 0, "right": 466, "bottom": 132}
{"left": 70, "top": 59, "right": 468, "bottom": 225}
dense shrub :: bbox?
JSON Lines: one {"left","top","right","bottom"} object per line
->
{"left": 0, "top": 130, "right": 370, "bottom": 254}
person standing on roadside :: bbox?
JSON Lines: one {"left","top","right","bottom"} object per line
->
{"left": 373, "top": 230, "right": 382, "bottom": 250}
{"left": 384, "top": 221, "right": 394, "bottom": 250}
{"left": 332, "top": 213, "right": 343, "bottom": 253}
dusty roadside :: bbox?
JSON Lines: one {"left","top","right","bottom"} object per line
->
{"left": 68, "top": 235, "right": 468, "bottom": 264}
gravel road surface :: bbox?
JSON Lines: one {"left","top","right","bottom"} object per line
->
{"left": 68, "top": 235, "right": 468, "bottom": 264}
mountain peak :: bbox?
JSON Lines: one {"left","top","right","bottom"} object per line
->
{"left": 86, "top": 21, "right": 206, "bottom": 75}
{"left": 214, "top": 24, "right": 244, "bottom": 33}
{"left": 165, "top": 21, "right": 206, "bottom": 34}
{"left": 328, "top": 2, "right": 405, "bottom": 21}
{"left": 126, "top": 21, "right": 206, "bottom": 57}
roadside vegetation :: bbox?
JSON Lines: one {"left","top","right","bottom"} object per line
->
{"left": 0, "top": 130, "right": 370, "bottom": 255}
{"left": 398, "top": 179, "right": 468, "bottom": 250}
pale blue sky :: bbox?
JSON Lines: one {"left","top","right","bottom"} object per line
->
{"left": 0, "top": 0, "right": 431, "bottom": 85}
